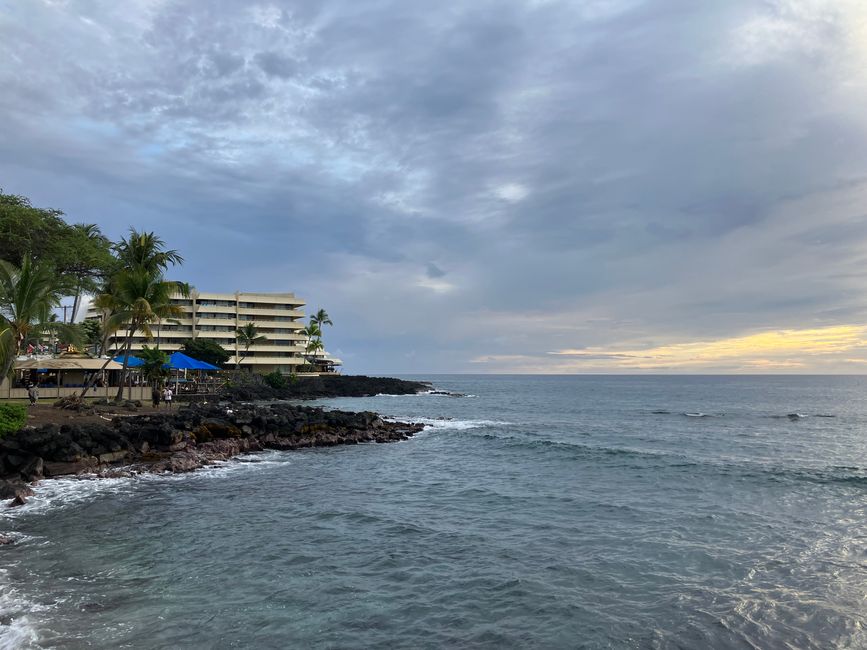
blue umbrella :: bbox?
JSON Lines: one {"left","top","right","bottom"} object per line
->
{"left": 167, "top": 351, "right": 220, "bottom": 371}
{"left": 113, "top": 354, "right": 145, "bottom": 367}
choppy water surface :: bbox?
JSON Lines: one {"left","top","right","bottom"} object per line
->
{"left": 3, "top": 375, "right": 867, "bottom": 648}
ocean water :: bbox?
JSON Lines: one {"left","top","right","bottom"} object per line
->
{"left": 2, "top": 375, "right": 867, "bottom": 649}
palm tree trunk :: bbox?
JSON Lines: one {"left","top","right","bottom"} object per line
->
{"left": 81, "top": 321, "right": 124, "bottom": 399}
{"left": 114, "top": 324, "right": 136, "bottom": 402}
{"left": 1, "top": 333, "right": 26, "bottom": 385}
{"left": 0, "top": 352, "right": 15, "bottom": 388}
{"left": 98, "top": 314, "right": 111, "bottom": 357}
{"left": 79, "top": 352, "right": 117, "bottom": 398}
{"left": 71, "top": 280, "right": 82, "bottom": 324}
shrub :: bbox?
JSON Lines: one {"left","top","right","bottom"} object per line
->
{"left": 0, "top": 404, "right": 27, "bottom": 437}
{"left": 263, "top": 371, "right": 287, "bottom": 390}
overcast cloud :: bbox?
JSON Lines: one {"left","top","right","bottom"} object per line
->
{"left": 3, "top": 0, "right": 867, "bottom": 373}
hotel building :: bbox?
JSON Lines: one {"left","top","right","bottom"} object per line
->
{"left": 87, "top": 290, "right": 311, "bottom": 374}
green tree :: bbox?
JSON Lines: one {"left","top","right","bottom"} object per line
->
{"left": 0, "top": 192, "right": 68, "bottom": 268}
{"left": 113, "top": 229, "right": 183, "bottom": 274}
{"left": 180, "top": 338, "right": 230, "bottom": 367}
{"left": 109, "top": 269, "right": 188, "bottom": 401}
{"left": 301, "top": 322, "right": 323, "bottom": 367}
{"left": 0, "top": 191, "right": 114, "bottom": 309}
{"left": 64, "top": 224, "right": 114, "bottom": 322}
{"left": 263, "top": 370, "right": 287, "bottom": 389}
{"left": 0, "top": 258, "right": 61, "bottom": 379}
{"left": 42, "top": 314, "right": 85, "bottom": 350}
{"left": 235, "top": 322, "right": 266, "bottom": 369}
{"left": 139, "top": 345, "right": 169, "bottom": 388}
{"left": 80, "top": 228, "right": 187, "bottom": 400}
{"left": 308, "top": 309, "right": 333, "bottom": 369}
{"left": 310, "top": 308, "right": 332, "bottom": 333}
{"left": 89, "top": 291, "right": 125, "bottom": 358}
{"left": 80, "top": 319, "right": 102, "bottom": 355}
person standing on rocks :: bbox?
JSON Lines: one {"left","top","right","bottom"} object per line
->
{"left": 163, "top": 386, "right": 173, "bottom": 409}
{"left": 151, "top": 386, "right": 161, "bottom": 409}
{"left": 27, "top": 384, "right": 38, "bottom": 406}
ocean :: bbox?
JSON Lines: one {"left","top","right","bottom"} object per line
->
{"left": 2, "top": 375, "right": 867, "bottom": 648}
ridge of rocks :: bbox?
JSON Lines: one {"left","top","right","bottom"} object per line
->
{"left": 0, "top": 402, "right": 423, "bottom": 508}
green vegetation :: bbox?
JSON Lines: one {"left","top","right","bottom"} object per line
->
{"left": 0, "top": 403, "right": 27, "bottom": 437}
{"left": 79, "top": 229, "right": 189, "bottom": 399}
{"left": 263, "top": 370, "right": 287, "bottom": 389}
{"left": 0, "top": 192, "right": 114, "bottom": 304}
{"left": 0, "top": 189, "right": 115, "bottom": 382}
{"left": 235, "top": 322, "right": 266, "bottom": 369}
{"left": 181, "top": 338, "right": 230, "bottom": 368}
{"left": 311, "top": 309, "right": 332, "bottom": 335}
{"left": 299, "top": 318, "right": 324, "bottom": 371}
{"left": 0, "top": 258, "right": 62, "bottom": 378}
{"left": 139, "top": 345, "right": 170, "bottom": 387}
{"left": 303, "top": 310, "right": 333, "bottom": 370}
{"left": 80, "top": 319, "right": 102, "bottom": 355}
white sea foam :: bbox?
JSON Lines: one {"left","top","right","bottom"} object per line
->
{"left": 395, "top": 417, "right": 512, "bottom": 431}
{"left": 370, "top": 390, "right": 477, "bottom": 399}
{"left": 1, "top": 452, "right": 291, "bottom": 520}
{"left": 0, "top": 476, "right": 135, "bottom": 522}
{"left": 0, "top": 567, "right": 47, "bottom": 650}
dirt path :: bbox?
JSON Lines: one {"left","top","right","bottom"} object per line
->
{"left": 22, "top": 403, "right": 181, "bottom": 427}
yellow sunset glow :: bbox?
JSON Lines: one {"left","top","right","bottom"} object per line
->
{"left": 549, "top": 325, "right": 867, "bottom": 370}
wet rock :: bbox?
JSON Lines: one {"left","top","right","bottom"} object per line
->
{"left": 97, "top": 451, "right": 128, "bottom": 464}
{"left": 1, "top": 398, "right": 425, "bottom": 482}
{"left": 0, "top": 478, "right": 34, "bottom": 500}
{"left": 43, "top": 457, "right": 98, "bottom": 476}
{"left": 19, "top": 456, "right": 44, "bottom": 482}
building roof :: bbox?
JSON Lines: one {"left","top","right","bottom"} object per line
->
{"left": 15, "top": 357, "right": 124, "bottom": 371}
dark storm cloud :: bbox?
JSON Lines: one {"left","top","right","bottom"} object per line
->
{"left": 2, "top": 0, "right": 867, "bottom": 372}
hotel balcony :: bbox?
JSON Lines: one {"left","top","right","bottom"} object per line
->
{"left": 241, "top": 319, "right": 304, "bottom": 329}
{"left": 232, "top": 356, "right": 304, "bottom": 365}
{"left": 237, "top": 307, "right": 305, "bottom": 318}
{"left": 194, "top": 317, "right": 237, "bottom": 327}
{"left": 244, "top": 343, "right": 307, "bottom": 353}
{"left": 194, "top": 304, "right": 236, "bottom": 314}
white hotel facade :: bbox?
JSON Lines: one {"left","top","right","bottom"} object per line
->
{"left": 87, "top": 290, "right": 313, "bottom": 374}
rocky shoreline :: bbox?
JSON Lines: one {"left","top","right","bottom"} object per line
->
{"left": 218, "top": 374, "right": 431, "bottom": 401}
{"left": 0, "top": 401, "right": 424, "bottom": 512}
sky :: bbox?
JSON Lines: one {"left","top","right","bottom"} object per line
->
{"left": 3, "top": 0, "right": 867, "bottom": 374}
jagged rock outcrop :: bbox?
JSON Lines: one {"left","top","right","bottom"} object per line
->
{"left": 0, "top": 402, "right": 423, "bottom": 506}
{"left": 217, "top": 374, "right": 430, "bottom": 401}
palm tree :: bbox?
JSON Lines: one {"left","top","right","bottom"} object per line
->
{"left": 0, "top": 325, "right": 12, "bottom": 382}
{"left": 139, "top": 345, "right": 169, "bottom": 388}
{"left": 0, "top": 258, "right": 60, "bottom": 379}
{"left": 68, "top": 223, "right": 111, "bottom": 322}
{"left": 301, "top": 322, "right": 322, "bottom": 368}
{"left": 235, "top": 322, "right": 266, "bottom": 369}
{"left": 89, "top": 291, "right": 125, "bottom": 358}
{"left": 109, "top": 270, "right": 189, "bottom": 401}
{"left": 310, "top": 309, "right": 332, "bottom": 334}
{"left": 80, "top": 230, "right": 187, "bottom": 399}
{"left": 113, "top": 229, "right": 183, "bottom": 274}
{"left": 39, "top": 313, "right": 84, "bottom": 352}
{"left": 307, "top": 310, "right": 332, "bottom": 372}
{"left": 305, "top": 336, "right": 324, "bottom": 366}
